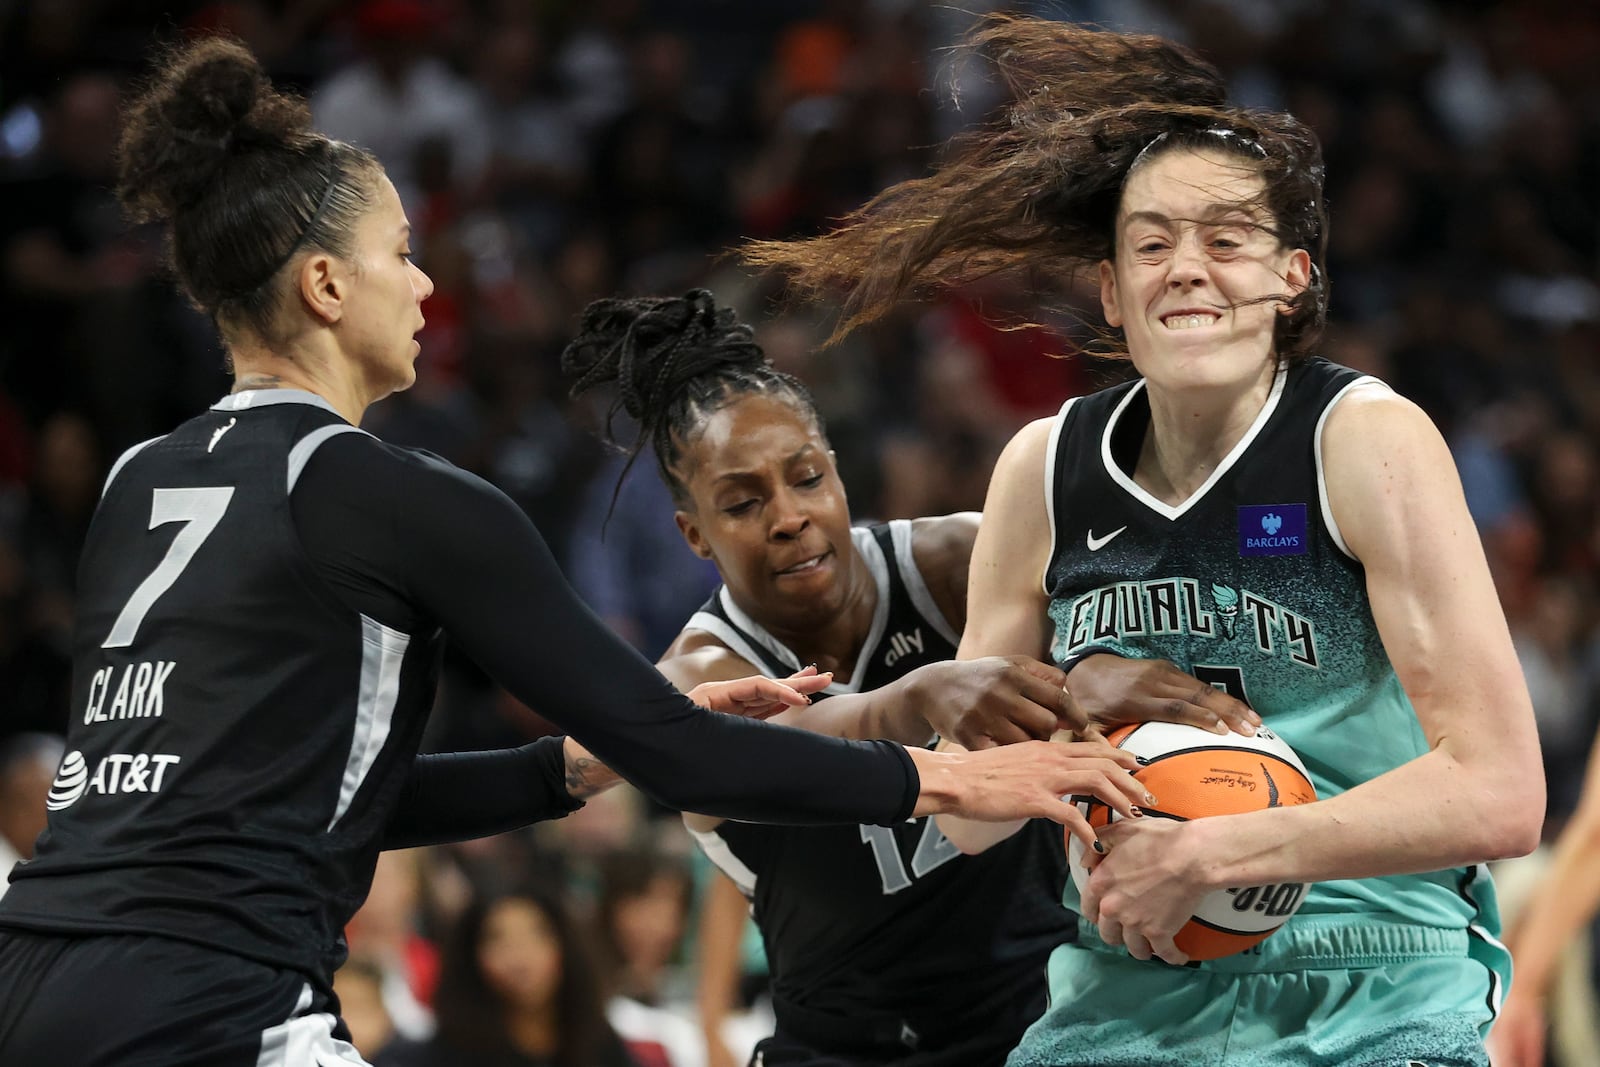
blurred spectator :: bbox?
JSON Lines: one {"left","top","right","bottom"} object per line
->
{"left": 313, "top": 0, "right": 489, "bottom": 220}
{"left": 567, "top": 448, "right": 720, "bottom": 659}
{"left": 377, "top": 881, "right": 642, "bottom": 1067}
{"left": 334, "top": 955, "right": 402, "bottom": 1063}
{"left": 0, "top": 732, "right": 63, "bottom": 898}
{"left": 345, "top": 849, "right": 441, "bottom": 1043}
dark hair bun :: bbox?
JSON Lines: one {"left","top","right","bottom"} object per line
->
{"left": 117, "top": 36, "right": 315, "bottom": 223}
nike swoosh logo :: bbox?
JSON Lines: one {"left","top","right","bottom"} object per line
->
{"left": 1086, "top": 526, "right": 1127, "bottom": 551}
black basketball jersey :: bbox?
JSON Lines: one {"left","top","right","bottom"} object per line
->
{"left": 687, "top": 522, "right": 1071, "bottom": 1054}
{"left": 1, "top": 391, "right": 444, "bottom": 982}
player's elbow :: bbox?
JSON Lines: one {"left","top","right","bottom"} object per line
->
{"left": 1476, "top": 780, "right": 1544, "bottom": 861}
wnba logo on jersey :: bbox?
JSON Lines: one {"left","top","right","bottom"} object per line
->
{"left": 1238, "top": 503, "right": 1307, "bottom": 557}
{"left": 46, "top": 750, "right": 181, "bottom": 810}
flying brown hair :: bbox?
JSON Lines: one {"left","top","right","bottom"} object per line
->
{"left": 742, "top": 15, "right": 1328, "bottom": 359}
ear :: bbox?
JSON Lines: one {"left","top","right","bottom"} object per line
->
{"left": 1278, "top": 249, "right": 1312, "bottom": 312}
{"left": 1098, "top": 260, "right": 1123, "bottom": 328}
{"left": 674, "top": 510, "right": 713, "bottom": 560}
{"left": 298, "top": 252, "right": 346, "bottom": 326}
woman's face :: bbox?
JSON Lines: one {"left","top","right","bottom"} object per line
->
{"left": 477, "top": 898, "right": 563, "bottom": 1013}
{"left": 334, "top": 174, "right": 435, "bottom": 402}
{"left": 1099, "top": 148, "right": 1309, "bottom": 393}
{"left": 611, "top": 875, "right": 689, "bottom": 978}
{"left": 674, "top": 393, "right": 857, "bottom": 632}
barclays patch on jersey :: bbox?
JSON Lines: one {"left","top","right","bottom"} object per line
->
{"left": 1238, "top": 503, "right": 1308, "bottom": 557}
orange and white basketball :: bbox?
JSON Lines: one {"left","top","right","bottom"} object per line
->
{"left": 1068, "top": 720, "right": 1319, "bottom": 961}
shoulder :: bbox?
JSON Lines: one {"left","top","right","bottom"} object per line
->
{"left": 907, "top": 513, "right": 981, "bottom": 625}
{"left": 297, "top": 432, "right": 507, "bottom": 510}
{"left": 656, "top": 628, "right": 760, "bottom": 690}
{"left": 1320, "top": 383, "right": 1457, "bottom": 559}
{"left": 908, "top": 511, "right": 980, "bottom": 571}
{"left": 1320, "top": 380, "right": 1436, "bottom": 460}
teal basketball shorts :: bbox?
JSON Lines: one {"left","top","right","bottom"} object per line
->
{"left": 1007, "top": 916, "right": 1502, "bottom": 1067}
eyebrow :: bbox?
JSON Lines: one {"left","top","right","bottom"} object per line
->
{"left": 712, "top": 445, "right": 821, "bottom": 485}
{"left": 1123, "top": 203, "right": 1265, "bottom": 229}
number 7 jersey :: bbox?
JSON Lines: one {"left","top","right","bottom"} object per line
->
{"left": 1, "top": 391, "right": 444, "bottom": 982}
{"left": 1044, "top": 358, "right": 1504, "bottom": 970}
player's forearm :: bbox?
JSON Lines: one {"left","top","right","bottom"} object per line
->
{"left": 383, "top": 737, "right": 582, "bottom": 849}
{"left": 1502, "top": 816, "right": 1600, "bottom": 999}
{"left": 1189, "top": 748, "right": 1541, "bottom": 889}
{"left": 763, "top": 677, "right": 931, "bottom": 746}
{"left": 696, "top": 875, "right": 749, "bottom": 1041}
{"left": 562, "top": 736, "right": 623, "bottom": 799}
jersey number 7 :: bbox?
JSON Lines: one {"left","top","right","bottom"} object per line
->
{"left": 102, "top": 487, "right": 235, "bottom": 649}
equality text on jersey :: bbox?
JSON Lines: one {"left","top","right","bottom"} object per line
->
{"left": 82, "top": 659, "right": 178, "bottom": 725}
{"left": 1058, "top": 577, "right": 1319, "bottom": 669}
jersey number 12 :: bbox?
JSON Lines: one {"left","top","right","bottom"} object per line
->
{"left": 103, "top": 487, "right": 235, "bottom": 649}
{"left": 860, "top": 819, "right": 961, "bottom": 895}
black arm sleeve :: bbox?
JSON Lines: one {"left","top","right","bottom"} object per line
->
{"left": 292, "top": 436, "right": 918, "bottom": 828}
{"left": 381, "top": 737, "right": 582, "bottom": 850}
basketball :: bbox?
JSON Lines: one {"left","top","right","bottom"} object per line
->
{"left": 1068, "top": 720, "right": 1319, "bottom": 961}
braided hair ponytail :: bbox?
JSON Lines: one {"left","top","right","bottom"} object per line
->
{"left": 562, "top": 290, "right": 822, "bottom": 504}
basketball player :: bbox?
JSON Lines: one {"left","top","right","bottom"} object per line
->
{"left": 562, "top": 290, "right": 1259, "bottom": 1066}
{"left": 0, "top": 38, "right": 1151, "bottom": 1066}
{"left": 743, "top": 16, "right": 1544, "bottom": 1067}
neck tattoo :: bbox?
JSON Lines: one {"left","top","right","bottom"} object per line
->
{"left": 232, "top": 374, "right": 285, "bottom": 393}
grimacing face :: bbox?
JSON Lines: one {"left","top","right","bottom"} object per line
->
{"left": 1099, "top": 147, "right": 1310, "bottom": 394}
{"left": 673, "top": 393, "right": 858, "bottom": 633}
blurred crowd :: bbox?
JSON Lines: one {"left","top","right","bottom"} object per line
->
{"left": 0, "top": 0, "right": 1597, "bottom": 1063}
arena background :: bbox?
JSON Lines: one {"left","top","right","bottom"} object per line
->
{"left": 0, "top": 1, "right": 1596, "bottom": 1064}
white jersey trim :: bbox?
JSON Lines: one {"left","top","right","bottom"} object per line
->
{"left": 713, "top": 525, "right": 891, "bottom": 696}
{"left": 328, "top": 616, "right": 410, "bottom": 830}
{"left": 213, "top": 388, "right": 343, "bottom": 416}
{"left": 888, "top": 518, "right": 962, "bottom": 648}
{"left": 100, "top": 435, "right": 167, "bottom": 499}
{"left": 288, "top": 424, "right": 373, "bottom": 494}
{"left": 1314, "top": 375, "right": 1388, "bottom": 561}
{"left": 255, "top": 982, "right": 371, "bottom": 1066}
{"left": 689, "top": 826, "right": 759, "bottom": 897}
{"left": 683, "top": 611, "right": 789, "bottom": 679}
{"left": 1101, "top": 365, "right": 1288, "bottom": 521}
{"left": 1043, "top": 398, "right": 1080, "bottom": 596}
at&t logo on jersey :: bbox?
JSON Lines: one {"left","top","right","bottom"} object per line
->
{"left": 1238, "top": 503, "right": 1307, "bottom": 557}
{"left": 46, "top": 750, "right": 181, "bottom": 810}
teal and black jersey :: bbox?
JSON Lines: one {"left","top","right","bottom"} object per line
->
{"left": 1043, "top": 358, "right": 1504, "bottom": 973}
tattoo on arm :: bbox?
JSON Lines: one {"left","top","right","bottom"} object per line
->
{"left": 563, "top": 740, "right": 620, "bottom": 800}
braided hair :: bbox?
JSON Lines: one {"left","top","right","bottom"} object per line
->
{"left": 562, "top": 290, "right": 822, "bottom": 505}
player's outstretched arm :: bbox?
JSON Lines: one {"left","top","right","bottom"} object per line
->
{"left": 352, "top": 440, "right": 1147, "bottom": 830}
{"left": 1489, "top": 727, "right": 1600, "bottom": 1067}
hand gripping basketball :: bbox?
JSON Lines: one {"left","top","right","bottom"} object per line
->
{"left": 1070, "top": 721, "right": 1318, "bottom": 962}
